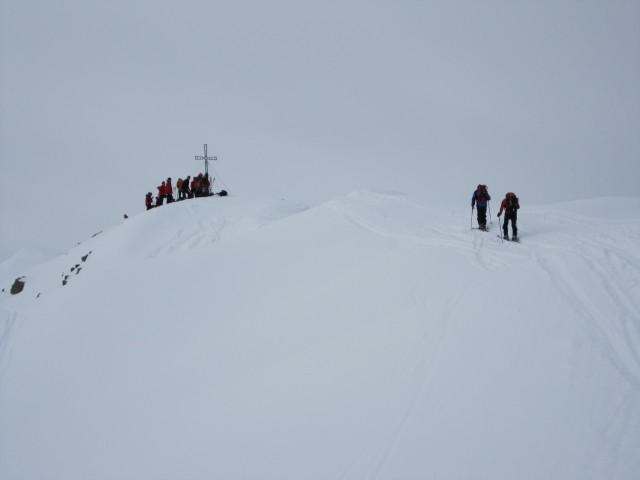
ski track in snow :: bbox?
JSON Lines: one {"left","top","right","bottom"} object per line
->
{"left": 516, "top": 208, "right": 640, "bottom": 388}
{"left": 484, "top": 209, "right": 640, "bottom": 393}
{"left": 524, "top": 212, "right": 640, "bottom": 479}
{"left": 368, "top": 290, "right": 467, "bottom": 480}
{"left": 585, "top": 389, "right": 639, "bottom": 479}
{"left": 334, "top": 269, "right": 469, "bottom": 480}
{"left": 325, "top": 194, "right": 640, "bottom": 478}
{"left": 147, "top": 203, "right": 227, "bottom": 257}
{"left": 325, "top": 197, "right": 515, "bottom": 274}
{"left": 0, "top": 308, "right": 21, "bottom": 380}
{"left": 146, "top": 200, "right": 306, "bottom": 258}
{"left": 2, "top": 193, "right": 640, "bottom": 480}
{"left": 532, "top": 222, "right": 640, "bottom": 388}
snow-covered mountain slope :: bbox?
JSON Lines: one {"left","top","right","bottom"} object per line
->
{"left": 0, "top": 246, "right": 57, "bottom": 286}
{"left": 1, "top": 191, "right": 639, "bottom": 480}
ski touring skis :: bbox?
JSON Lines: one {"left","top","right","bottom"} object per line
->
{"left": 498, "top": 235, "right": 520, "bottom": 243}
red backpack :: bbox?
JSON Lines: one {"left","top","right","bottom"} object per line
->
{"left": 505, "top": 192, "right": 519, "bottom": 213}
{"left": 476, "top": 184, "right": 488, "bottom": 203}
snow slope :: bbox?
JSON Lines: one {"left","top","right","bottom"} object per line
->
{"left": 1, "top": 191, "right": 639, "bottom": 480}
{"left": 0, "top": 246, "right": 56, "bottom": 287}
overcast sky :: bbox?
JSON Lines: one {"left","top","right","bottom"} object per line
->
{"left": 1, "top": 0, "right": 639, "bottom": 262}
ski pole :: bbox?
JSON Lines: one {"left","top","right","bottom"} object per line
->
{"left": 498, "top": 214, "right": 503, "bottom": 242}
{"left": 488, "top": 201, "right": 493, "bottom": 224}
{"left": 470, "top": 206, "right": 474, "bottom": 230}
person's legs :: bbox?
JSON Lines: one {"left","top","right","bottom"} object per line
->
{"left": 477, "top": 206, "right": 487, "bottom": 228}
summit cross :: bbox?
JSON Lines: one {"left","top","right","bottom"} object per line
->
{"left": 194, "top": 144, "right": 217, "bottom": 177}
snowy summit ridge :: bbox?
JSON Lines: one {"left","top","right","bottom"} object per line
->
{"left": 1, "top": 191, "right": 640, "bottom": 480}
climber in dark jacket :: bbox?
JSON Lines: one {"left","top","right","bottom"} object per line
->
{"left": 471, "top": 184, "right": 491, "bottom": 230}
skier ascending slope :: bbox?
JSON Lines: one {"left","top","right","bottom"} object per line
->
{"left": 497, "top": 192, "right": 520, "bottom": 241}
{"left": 471, "top": 184, "right": 491, "bottom": 231}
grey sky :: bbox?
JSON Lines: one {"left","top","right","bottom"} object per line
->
{"left": 1, "top": 0, "right": 639, "bottom": 261}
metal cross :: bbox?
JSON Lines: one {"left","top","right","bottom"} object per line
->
{"left": 194, "top": 144, "right": 217, "bottom": 177}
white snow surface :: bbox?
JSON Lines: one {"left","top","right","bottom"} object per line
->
{"left": 0, "top": 246, "right": 57, "bottom": 286}
{"left": 1, "top": 191, "right": 640, "bottom": 480}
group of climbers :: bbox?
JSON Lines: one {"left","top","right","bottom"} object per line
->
{"left": 146, "top": 173, "right": 220, "bottom": 210}
{"left": 471, "top": 184, "right": 520, "bottom": 241}
{"left": 143, "top": 175, "right": 520, "bottom": 242}
{"left": 145, "top": 177, "right": 174, "bottom": 210}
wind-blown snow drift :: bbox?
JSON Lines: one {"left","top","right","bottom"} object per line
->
{"left": 1, "top": 191, "right": 639, "bottom": 480}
